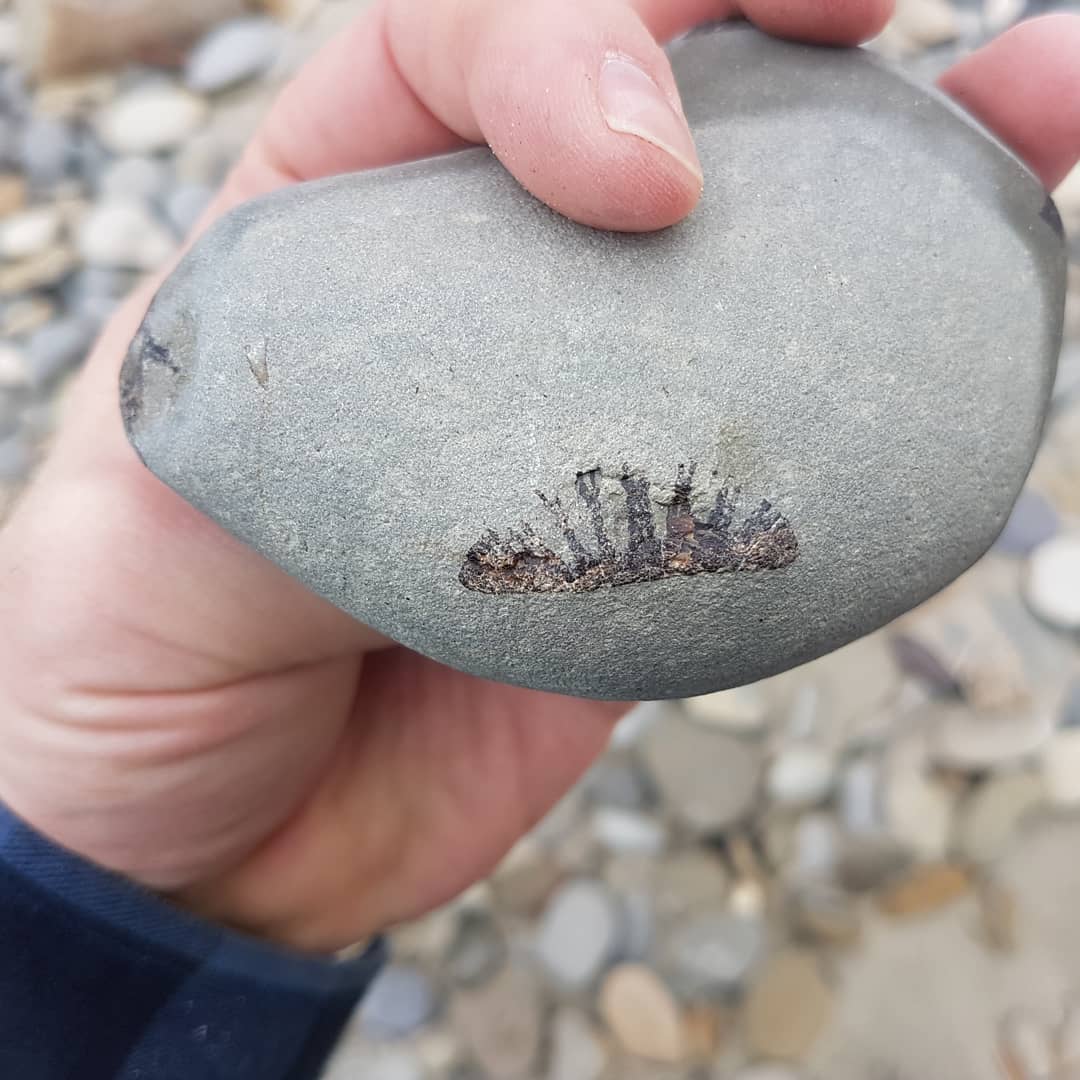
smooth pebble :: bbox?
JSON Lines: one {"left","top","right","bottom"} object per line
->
{"left": 185, "top": 17, "right": 284, "bottom": 94}
{"left": 665, "top": 913, "right": 764, "bottom": 994}
{"left": 743, "top": 949, "right": 833, "bottom": 1061}
{"left": 78, "top": 200, "right": 174, "bottom": 270}
{"left": 95, "top": 84, "right": 209, "bottom": 155}
{"left": 535, "top": 879, "right": 621, "bottom": 989}
{"left": 600, "top": 964, "right": 686, "bottom": 1064}
{"left": 766, "top": 743, "right": 836, "bottom": 807}
{"left": 26, "top": 316, "right": 95, "bottom": 388}
{"left": 357, "top": 965, "right": 438, "bottom": 1039}
{"left": 98, "top": 156, "right": 171, "bottom": 203}
{"left": 642, "top": 714, "right": 761, "bottom": 832}
{"left": 547, "top": 1008, "right": 608, "bottom": 1080}
{"left": 0, "top": 206, "right": 61, "bottom": 260}
{"left": 591, "top": 808, "right": 667, "bottom": 856}
{"left": 1025, "top": 535, "right": 1080, "bottom": 631}
{"left": 452, "top": 965, "right": 543, "bottom": 1079}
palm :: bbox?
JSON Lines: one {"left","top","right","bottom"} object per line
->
{"left": 180, "top": 650, "right": 621, "bottom": 949}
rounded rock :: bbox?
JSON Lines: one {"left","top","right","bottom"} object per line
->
{"left": 99, "top": 156, "right": 172, "bottom": 204}
{"left": 535, "top": 878, "right": 621, "bottom": 990}
{"left": 17, "top": 115, "right": 74, "bottom": 188}
{"left": 452, "top": 965, "right": 543, "bottom": 1079}
{"left": 78, "top": 200, "right": 175, "bottom": 271}
{"left": 357, "top": 965, "right": 438, "bottom": 1039}
{"left": 591, "top": 807, "right": 667, "bottom": 856}
{"left": 1025, "top": 535, "right": 1080, "bottom": 632}
{"left": 94, "top": 84, "right": 208, "bottom": 155}
{"left": 599, "top": 964, "right": 686, "bottom": 1064}
{"left": 665, "top": 912, "right": 764, "bottom": 994}
{"left": 165, "top": 183, "right": 214, "bottom": 237}
{"left": 120, "top": 26, "right": 1066, "bottom": 699}
{"left": 743, "top": 949, "right": 833, "bottom": 1061}
{"left": 548, "top": 1008, "right": 608, "bottom": 1080}
{"left": 641, "top": 714, "right": 761, "bottom": 832}
{"left": 0, "top": 342, "right": 29, "bottom": 389}
{"left": 1041, "top": 728, "right": 1080, "bottom": 806}
{"left": 0, "top": 206, "right": 62, "bottom": 260}
{"left": 184, "top": 16, "right": 284, "bottom": 94}
{"left": 26, "top": 316, "right": 96, "bottom": 388}
{"left": 765, "top": 743, "right": 836, "bottom": 808}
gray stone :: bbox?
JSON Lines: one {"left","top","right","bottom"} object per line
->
{"left": 165, "top": 183, "right": 214, "bottom": 237}
{"left": 581, "top": 756, "right": 655, "bottom": 811}
{"left": 26, "top": 316, "right": 96, "bottom": 388}
{"left": 99, "top": 156, "right": 172, "bottom": 204}
{"left": 993, "top": 488, "right": 1060, "bottom": 556}
{"left": 535, "top": 878, "right": 621, "bottom": 989}
{"left": 641, "top": 713, "right": 761, "bottom": 832}
{"left": 451, "top": 965, "right": 543, "bottom": 1079}
{"left": 358, "top": 964, "right": 438, "bottom": 1039}
{"left": 665, "top": 912, "right": 764, "bottom": 994}
{"left": 444, "top": 910, "right": 506, "bottom": 989}
{"left": 591, "top": 807, "right": 667, "bottom": 855}
{"left": 17, "top": 115, "right": 73, "bottom": 188}
{"left": 121, "top": 25, "right": 1065, "bottom": 699}
{"left": 547, "top": 1007, "right": 607, "bottom": 1080}
{"left": 184, "top": 16, "right": 284, "bottom": 94}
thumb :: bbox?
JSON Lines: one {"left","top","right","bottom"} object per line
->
{"left": 388, "top": 0, "right": 705, "bottom": 231}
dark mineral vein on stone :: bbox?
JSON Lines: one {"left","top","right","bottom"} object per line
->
{"left": 459, "top": 465, "right": 798, "bottom": 594}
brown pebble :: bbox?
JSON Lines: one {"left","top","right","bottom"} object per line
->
{"left": 600, "top": 964, "right": 687, "bottom": 1064}
{"left": 743, "top": 949, "right": 833, "bottom": 1061}
{"left": 789, "top": 885, "right": 862, "bottom": 948}
{"left": 682, "top": 1003, "right": 728, "bottom": 1061}
{"left": 0, "top": 174, "right": 27, "bottom": 219}
{"left": 875, "top": 863, "right": 970, "bottom": 917}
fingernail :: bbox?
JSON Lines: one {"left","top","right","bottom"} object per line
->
{"left": 598, "top": 55, "right": 703, "bottom": 187}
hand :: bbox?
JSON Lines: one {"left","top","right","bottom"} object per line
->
{"left": 0, "top": 0, "right": 1076, "bottom": 953}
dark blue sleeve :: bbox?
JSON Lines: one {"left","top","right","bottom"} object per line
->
{"left": 0, "top": 804, "right": 386, "bottom": 1080}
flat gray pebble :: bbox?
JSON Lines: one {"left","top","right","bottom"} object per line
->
{"left": 358, "top": 965, "right": 438, "bottom": 1039}
{"left": 26, "top": 317, "right": 96, "bottom": 388}
{"left": 18, "top": 115, "right": 74, "bottom": 189}
{"left": 185, "top": 16, "right": 284, "bottom": 93}
{"left": 165, "top": 183, "right": 214, "bottom": 236}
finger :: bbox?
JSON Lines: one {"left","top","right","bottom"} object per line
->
{"left": 732, "top": 0, "right": 894, "bottom": 45}
{"left": 227, "top": 0, "right": 898, "bottom": 234}
{"left": 938, "top": 14, "right": 1080, "bottom": 191}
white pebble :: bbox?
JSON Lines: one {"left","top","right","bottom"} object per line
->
{"left": 591, "top": 808, "right": 667, "bottom": 856}
{"left": 0, "top": 206, "right": 62, "bottom": 260}
{"left": 1041, "top": 728, "right": 1080, "bottom": 807}
{"left": 0, "top": 343, "right": 29, "bottom": 388}
{"left": 99, "top": 156, "right": 171, "bottom": 203}
{"left": 185, "top": 17, "right": 284, "bottom": 94}
{"left": 766, "top": 743, "right": 835, "bottom": 807}
{"left": 94, "top": 84, "right": 208, "bottom": 155}
{"left": 1025, "top": 535, "right": 1080, "bottom": 631}
{"left": 78, "top": 200, "right": 174, "bottom": 271}
{"left": 884, "top": 762, "right": 954, "bottom": 862}
{"left": 0, "top": 13, "right": 18, "bottom": 64}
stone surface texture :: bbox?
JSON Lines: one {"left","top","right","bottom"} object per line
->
{"left": 120, "top": 25, "right": 1065, "bottom": 699}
